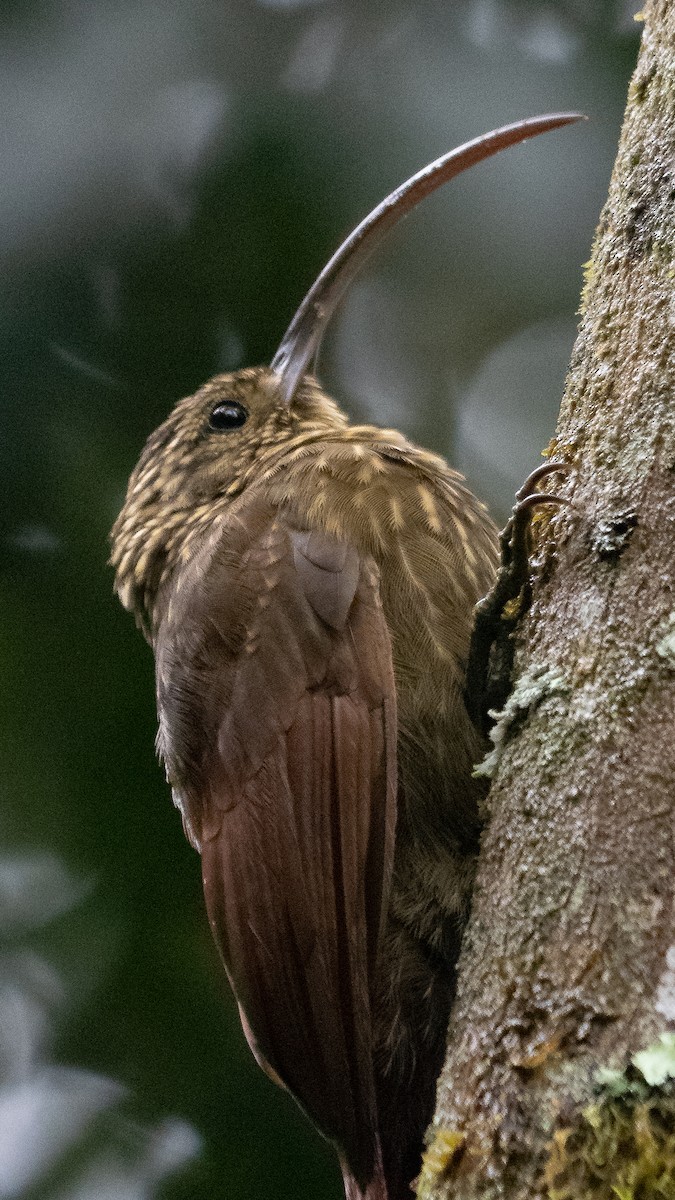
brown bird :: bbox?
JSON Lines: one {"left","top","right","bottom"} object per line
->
{"left": 110, "top": 113, "right": 581, "bottom": 1200}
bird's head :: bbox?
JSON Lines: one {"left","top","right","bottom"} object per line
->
{"left": 111, "top": 113, "right": 582, "bottom": 631}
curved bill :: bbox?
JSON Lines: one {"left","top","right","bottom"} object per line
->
{"left": 270, "top": 112, "right": 585, "bottom": 407}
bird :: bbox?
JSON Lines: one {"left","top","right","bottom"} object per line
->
{"left": 110, "top": 113, "right": 581, "bottom": 1200}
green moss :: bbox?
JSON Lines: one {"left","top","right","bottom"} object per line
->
{"left": 579, "top": 256, "right": 597, "bottom": 316}
{"left": 650, "top": 239, "right": 674, "bottom": 266}
{"left": 629, "top": 64, "right": 657, "bottom": 104}
{"left": 543, "top": 1038, "right": 675, "bottom": 1200}
{"left": 416, "top": 1128, "right": 466, "bottom": 1199}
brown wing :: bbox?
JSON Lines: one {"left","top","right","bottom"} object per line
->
{"left": 155, "top": 497, "right": 397, "bottom": 1186}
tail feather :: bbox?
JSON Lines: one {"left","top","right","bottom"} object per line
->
{"left": 341, "top": 1161, "right": 390, "bottom": 1200}
{"left": 340, "top": 1142, "right": 413, "bottom": 1200}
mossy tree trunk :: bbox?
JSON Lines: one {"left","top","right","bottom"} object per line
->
{"left": 421, "top": 3, "right": 675, "bottom": 1197}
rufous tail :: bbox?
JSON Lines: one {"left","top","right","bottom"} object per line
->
{"left": 341, "top": 1143, "right": 407, "bottom": 1200}
{"left": 341, "top": 1165, "right": 389, "bottom": 1200}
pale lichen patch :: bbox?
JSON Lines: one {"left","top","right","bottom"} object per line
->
{"left": 633, "top": 1032, "right": 675, "bottom": 1085}
{"left": 655, "top": 945, "right": 675, "bottom": 1022}
{"left": 656, "top": 612, "right": 675, "bottom": 666}
{"left": 591, "top": 510, "right": 638, "bottom": 561}
{"left": 473, "top": 665, "right": 570, "bottom": 780}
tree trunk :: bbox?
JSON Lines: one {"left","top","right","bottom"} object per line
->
{"left": 421, "top": 3, "right": 675, "bottom": 1197}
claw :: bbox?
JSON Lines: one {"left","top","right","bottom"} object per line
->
{"left": 513, "top": 459, "right": 567, "bottom": 504}
{"left": 465, "top": 461, "right": 569, "bottom": 734}
{"left": 513, "top": 491, "right": 567, "bottom": 515}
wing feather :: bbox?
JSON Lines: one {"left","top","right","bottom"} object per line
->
{"left": 155, "top": 495, "right": 397, "bottom": 1185}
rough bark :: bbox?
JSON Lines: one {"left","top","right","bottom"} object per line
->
{"left": 421, "top": 4, "right": 675, "bottom": 1198}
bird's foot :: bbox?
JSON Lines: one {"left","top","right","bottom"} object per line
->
{"left": 465, "top": 460, "right": 568, "bottom": 734}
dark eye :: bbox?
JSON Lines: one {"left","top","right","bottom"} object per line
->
{"left": 208, "top": 401, "right": 248, "bottom": 431}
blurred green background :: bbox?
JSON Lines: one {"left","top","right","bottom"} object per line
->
{"left": 1, "top": 2, "right": 639, "bottom": 1197}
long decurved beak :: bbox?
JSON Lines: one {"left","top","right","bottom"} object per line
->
{"left": 270, "top": 112, "right": 584, "bottom": 407}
